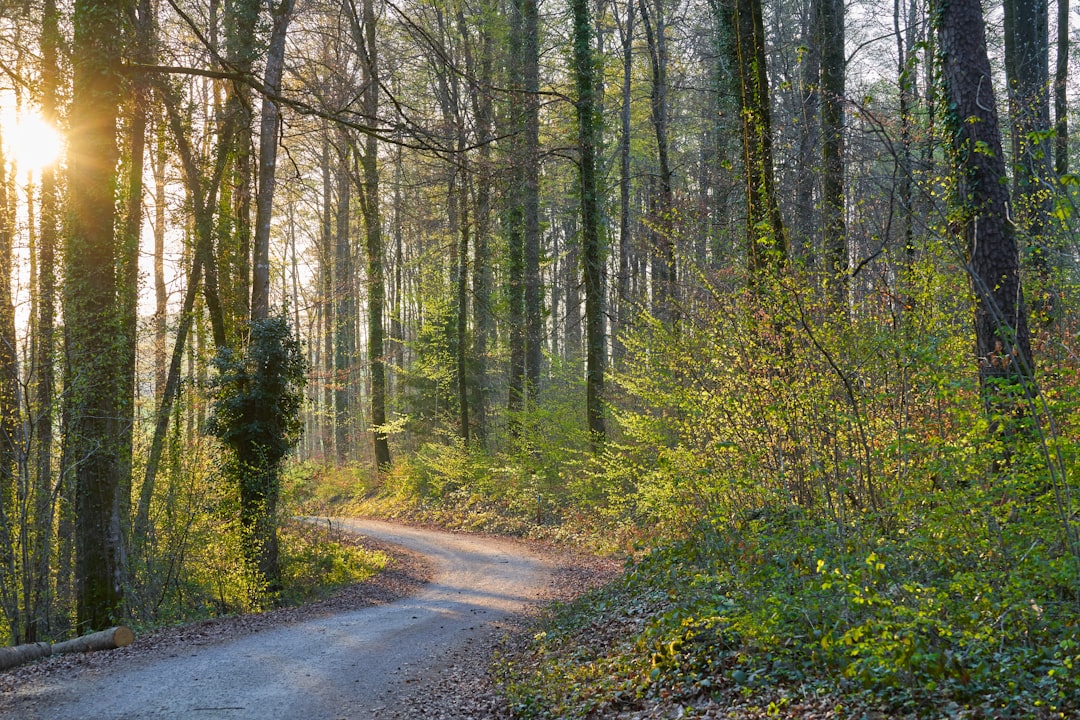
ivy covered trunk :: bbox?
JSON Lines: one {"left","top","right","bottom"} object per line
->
{"left": 209, "top": 318, "right": 305, "bottom": 593}
{"left": 67, "top": 0, "right": 127, "bottom": 631}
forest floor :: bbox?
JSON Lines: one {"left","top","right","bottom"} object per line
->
{"left": 0, "top": 519, "right": 619, "bottom": 720}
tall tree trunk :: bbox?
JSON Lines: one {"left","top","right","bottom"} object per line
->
{"left": 67, "top": 0, "right": 127, "bottom": 630}
{"left": 895, "top": 0, "right": 916, "bottom": 259}
{"left": 793, "top": 0, "right": 820, "bottom": 264}
{"left": 464, "top": 7, "right": 493, "bottom": 442}
{"left": 614, "top": 0, "right": 634, "bottom": 361}
{"left": 522, "top": 0, "right": 543, "bottom": 404}
{"left": 390, "top": 145, "right": 405, "bottom": 403}
{"left": 334, "top": 140, "right": 354, "bottom": 464}
{"left": 506, "top": 0, "right": 528, "bottom": 423}
{"left": 117, "top": 0, "right": 154, "bottom": 576}
{"left": 456, "top": 166, "right": 471, "bottom": 443}
{"left": 937, "top": 0, "right": 1035, "bottom": 417}
{"left": 351, "top": 0, "right": 392, "bottom": 469}
{"left": 1004, "top": 0, "right": 1052, "bottom": 278}
{"left": 1055, "top": 0, "right": 1069, "bottom": 174}
{"left": 0, "top": 134, "right": 21, "bottom": 642}
{"left": 154, "top": 121, "right": 168, "bottom": 397}
{"left": 727, "top": 0, "right": 786, "bottom": 275}
{"left": 251, "top": 0, "right": 296, "bottom": 322}
{"left": 572, "top": 0, "right": 607, "bottom": 448}
{"left": 320, "top": 130, "right": 336, "bottom": 461}
{"left": 217, "top": 0, "right": 259, "bottom": 340}
{"left": 31, "top": 0, "right": 62, "bottom": 641}
{"left": 820, "top": 0, "right": 846, "bottom": 303}
{"left": 639, "top": 0, "right": 676, "bottom": 321}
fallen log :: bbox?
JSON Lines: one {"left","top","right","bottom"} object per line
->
{"left": 0, "top": 626, "right": 134, "bottom": 672}
{"left": 52, "top": 626, "right": 135, "bottom": 655}
{"left": 0, "top": 642, "right": 51, "bottom": 672}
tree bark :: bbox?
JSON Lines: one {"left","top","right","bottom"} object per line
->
{"left": 348, "top": 0, "right": 392, "bottom": 469}
{"left": 67, "top": 0, "right": 127, "bottom": 630}
{"left": 1004, "top": 0, "right": 1052, "bottom": 277}
{"left": 1055, "top": 0, "right": 1069, "bottom": 174}
{"left": 614, "top": 0, "right": 634, "bottom": 361}
{"left": 30, "top": 0, "right": 62, "bottom": 643}
{"left": 639, "top": 0, "right": 676, "bottom": 321}
{"left": 522, "top": 0, "right": 543, "bottom": 404}
{"left": 572, "top": 0, "right": 607, "bottom": 448}
{"left": 251, "top": 0, "right": 296, "bottom": 322}
{"left": 727, "top": 0, "right": 786, "bottom": 276}
{"left": 820, "top": 0, "right": 846, "bottom": 303}
{"left": 793, "top": 0, "right": 820, "bottom": 264}
{"left": 937, "top": 0, "right": 1035, "bottom": 414}
{"left": 334, "top": 140, "right": 355, "bottom": 464}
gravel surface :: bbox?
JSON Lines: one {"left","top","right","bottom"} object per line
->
{"left": 0, "top": 519, "right": 619, "bottom": 720}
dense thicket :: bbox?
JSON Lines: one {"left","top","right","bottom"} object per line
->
{"left": 0, "top": 1, "right": 1076, "bottom": 712}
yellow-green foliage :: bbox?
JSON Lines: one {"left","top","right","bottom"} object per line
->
{"left": 502, "top": 256, "right": 1080, "bottom": 717}
{"left": 277, "top": 523, "right": 387, "bottom": 603}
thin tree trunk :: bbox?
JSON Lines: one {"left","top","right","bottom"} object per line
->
{"left": 572, "top": 0, "right": 607, "bottom": 448}
{"left": 320, "top": 130, "right": 336, "bottom": 460}
{"left": 466, "top": 11, "right": 493, "bottom": 442}
{"left": 154, "top": 120, "right": 168, "bottom": 397}
{"left": 793, "top": 0, "right": 820, "bottom": 264}
{"left": 349, "top": 0, "right": 392, "bottom": 469}
{"left": 820, "top": 0, "right": 846, "bottom": 303}
{"left": 615, "top": 0, "right": 634, "bottom": 361}
{"left": 0, "top": 134, "right": 21, "bottom": 642}
{"left": 639, "top": 0, "right": 676, "bottom": 321}
{"left": 251, "top": 0, "right": 296, "bottom": 322}
{"left": 135, "top": 82, "right": 233, "bottom": 541}
{"left": 1055, "top": 0, "right": 1069, "bottom": 174}
{"left": 116, "top": 0, "right": 153, "bottom": 572}
{"left": 522, "top": 0, "right": 542, "bottom": 404}
{"left": 334, "top": 140, "right": 354, "bottom": 464}
{"left": 30, "top": 0, "right": 62, "bottom": 641}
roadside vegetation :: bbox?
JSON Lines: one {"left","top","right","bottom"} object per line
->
{"left": 289, "top": 262, "right": 1080, "bottom": 718}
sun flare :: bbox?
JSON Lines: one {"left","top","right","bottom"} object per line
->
{"left": 1, "top": 110, "right": 64, "bottom": 173}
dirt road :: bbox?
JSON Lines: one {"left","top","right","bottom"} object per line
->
{"left": 0, "top": 520, "right": 550, "bottom": 720}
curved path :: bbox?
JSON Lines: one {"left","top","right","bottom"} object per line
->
{"left": 0, "top": 520, "right": 550, "bottom": 720}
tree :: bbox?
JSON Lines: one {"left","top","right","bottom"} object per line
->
{"left": 1055, "top": 0, "right": 1069, "bottom": 175}
{"left": 252, "top": 0, "right": 297, "bottom": 322}
{"left": 1003, "top": 0, "right": 1052, "bottom": 278}
{"left": 66, "top": 0, "right": 128, "bottom": 630}
{"left": 937, "top": 0, "right": 1035, "bottom": 414}
{"left": 819, "top": 0, "right": 845, "bottom": 301}
{"left": 521, "top": 0, "right": 542, "bottom": 404}
{"left": 208, "top": 317, "right": 305, "bottom": 589}
{"left": 726, "top": 0, "right": 786, "bottom": 275}
{"left": 333, "top": 138, "right": 355, "bottom": 464}
{"left": 640, "top": 0, "right": 676, "bottom": 320}
{"left": 572, "top": 0, "right": 607, "bottom": 448}
{"left": 347, "top": 0, "right": 392, "bottom": 469}
{"left": 0, "top": 127, "right": 20, "bottom": 642}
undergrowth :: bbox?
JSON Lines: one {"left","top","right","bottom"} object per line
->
{"left": 289, "top": 260, "right": 1080, "bottom": 717}
{"left": 275, "top": 521, "right": 388, "bottom": 606}
{"left": 500, "top": 512, "right": 1079, "bottom": 718}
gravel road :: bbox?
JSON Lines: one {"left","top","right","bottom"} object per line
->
{"left": 0, "top": 520, "right": 552, "bottom": 720}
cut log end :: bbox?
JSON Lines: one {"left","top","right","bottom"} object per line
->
{"left": 51, "top": 625, "right": 136, "bottom": 656}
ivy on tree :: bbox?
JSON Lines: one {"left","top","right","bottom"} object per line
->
{"left": 208, "top": 316, "right": 305, "bottom": 591}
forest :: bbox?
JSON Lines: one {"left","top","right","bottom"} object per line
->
{"left": 0, "top": 0, "right": 1078, "bottom": 713}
